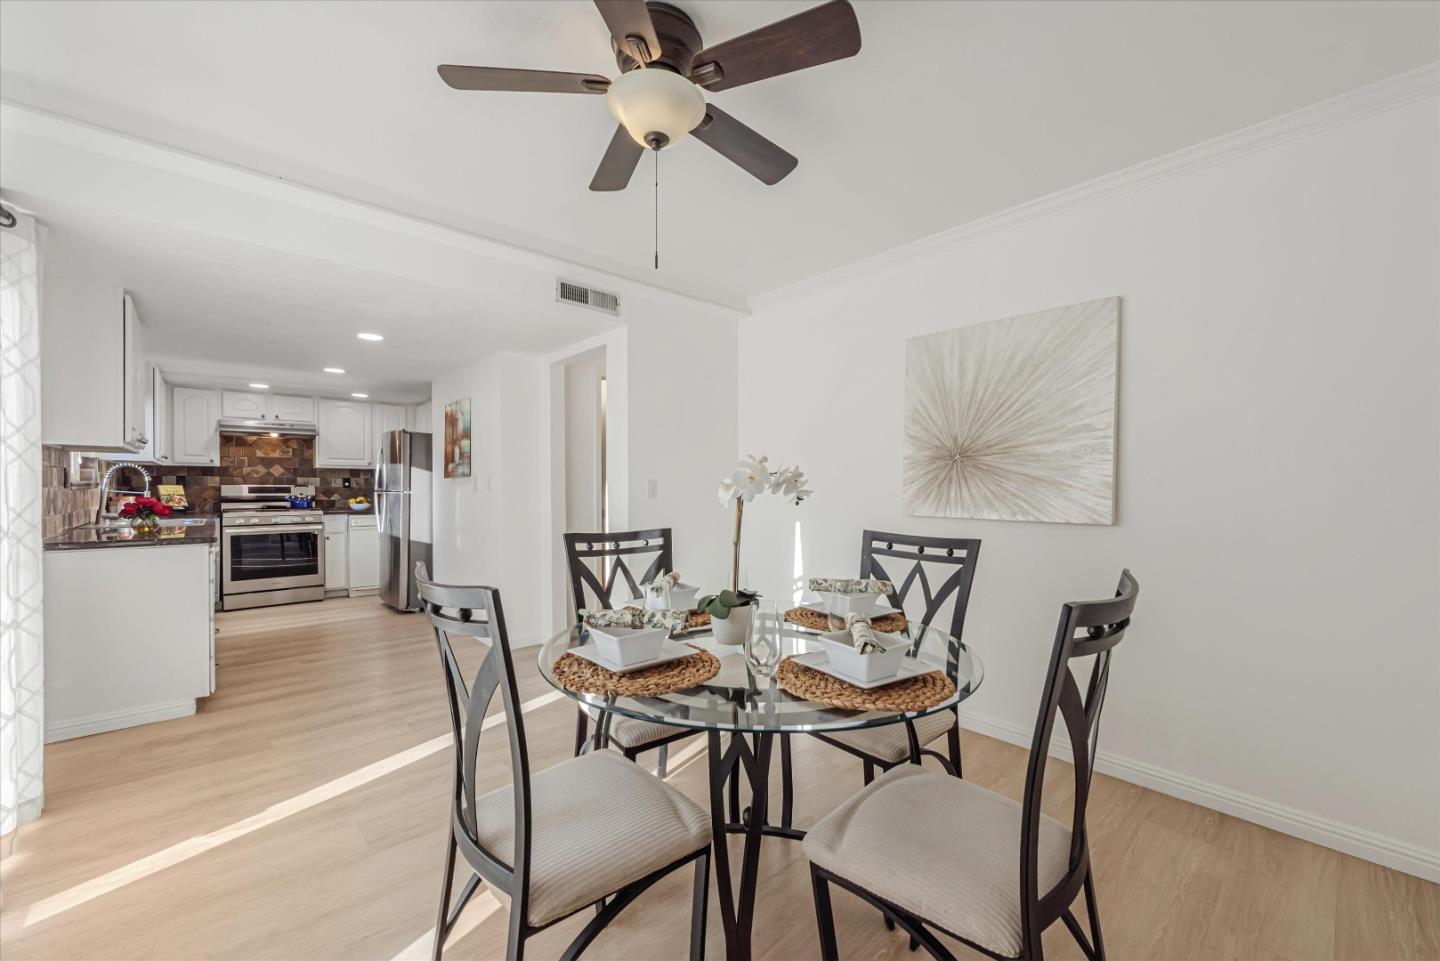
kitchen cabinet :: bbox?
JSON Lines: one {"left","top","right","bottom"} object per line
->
{"left": 323, "top": 515, "right": 349, "bottom": 594}
{"left": 374, "top": 403, "right": 407, "bottom": 449}
{"left": 347, "top": 515, "right": 379, "bottom": 595}
{"left": 221, "top": 390, "right": 267, "bottom": 419}
{"left": 172, "top": 387, "right": 221, "bottom": 465}
{"left": 44, "top": 543, "right": 214, "bottom": 741}
{"left": 41, "top": 280, "right": 148, "bottom": 451}
{"left": 269, "top": 394, "right": 316, "bottom": 423}
{"left": 222, "top": 391, "right": 316, "bottom": 423}
{"left": 152, "top": 367, "right": 172, "bottom": 464}
{"left": 316, "top": 399, "right": 373, "bottom": 468}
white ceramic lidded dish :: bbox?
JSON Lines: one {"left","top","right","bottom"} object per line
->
{"left": 587, "top": 626, "right": 668, "bottom": 668}
{"left": 814, "top": 590, "right": 886, "bottom": 618}
{"left": 644, "top": 582, "right": 700, "bottom": 612}
{"left": 817, "top": 630, "right": 910, "bottom": 683}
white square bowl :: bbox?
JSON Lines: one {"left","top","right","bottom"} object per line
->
{"left": 817, "top": 630, "right": 910, "bottom": 683}
{"left": 644, "top": 582, "right": 700, "bottom": 612}
{"left": 815, "top": 590, "right": 887, "bottom": 619}
{"left": 587, "top": 626, "right": 668, "bottom": 668}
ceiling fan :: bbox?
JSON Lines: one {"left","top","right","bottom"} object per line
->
{"left": 437, "top": 0, "right": 862, "bottom": 191}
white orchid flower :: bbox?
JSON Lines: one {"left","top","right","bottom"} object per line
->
{"left": 717, "top": 476, "right": 740, "bottom": 506}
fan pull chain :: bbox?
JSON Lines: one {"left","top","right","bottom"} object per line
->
{"left": 653, "top": 147, "right": 660, "bottom": 270}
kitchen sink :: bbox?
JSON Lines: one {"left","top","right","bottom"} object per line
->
{"left": 84, "top": 517, "right": 212, "bottom": 530}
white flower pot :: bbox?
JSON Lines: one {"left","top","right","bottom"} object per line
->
{"left": 710, "top": 604, "right": 753, "bottom": 646}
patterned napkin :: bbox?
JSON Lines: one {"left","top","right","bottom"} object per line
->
{"left": 642, "top": 571, "right": 681, "bottom": 602}
{"left": 844, "top": 612, "right": 884, "bottom": 653}
{"left": 807, "top": 576, "right": 894, "bottom": 595}
{"left": 581, "top": 607, "right": 689, "bottom": 635}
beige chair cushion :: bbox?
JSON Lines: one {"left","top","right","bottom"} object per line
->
{"left": 609, "top": 715, "right": 691, "bottom": 751}
{"left": 473, "top": 750, "right": 711, "bottom": 925}
{"left": 819, "top": 709, "right": 956, "bottom": 763}
{"left": 804, "top": 766, "right": 1072, "bottom": 957}
{"left": 584, "top": 706, "right": 690, "bottom": 751}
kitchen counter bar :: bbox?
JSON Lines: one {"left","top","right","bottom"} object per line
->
{"left": 44, "top": 520, "right": 219, "bottom": 551}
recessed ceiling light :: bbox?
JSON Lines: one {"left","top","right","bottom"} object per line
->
{"left": 323, "top": 367, "right": 346, "bottom": 374}
{"left": 351, "top": 392, "right": 369, "bottom": 399}
{"left": 249, "top": 383, "right": 269, "bottom": 389}
{"left": 356, "top": 333, "right": 384, "bottom": 342}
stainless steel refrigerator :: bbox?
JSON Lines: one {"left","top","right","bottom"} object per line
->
{"left": 375, "top": 430, "right": 432, "bottom": 612}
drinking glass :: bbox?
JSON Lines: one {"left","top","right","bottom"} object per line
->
{"left": 746, "top": 602, "right": 784, "bottom": 678}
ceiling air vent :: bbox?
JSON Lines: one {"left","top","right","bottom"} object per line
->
{"left": 556, "top": 280, "right": 620, "bottom": 316}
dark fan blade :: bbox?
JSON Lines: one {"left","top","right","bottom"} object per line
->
{"left": 437, "top": 65, "right": 609, "bottom": 94}
{"left": 594, "top": 0, "right": 662, "bottom": 63}
{"left": 690, "top": 0, "right": 861, "bottom": 92}
{"left": 691, "top": 105, "right": 797, "bottom": 185}
{"left": 590, "top": 125, "right": 645, "bottom": 191}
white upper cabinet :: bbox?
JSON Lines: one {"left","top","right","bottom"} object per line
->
{"left": 221, "top": 390, "right": 267, "bottom": 419}
{"left": 316, "top": 399, "right": 373, "bottom": 468}
{"left": 172, "top": 387, "right": 220, "bottom": 466}
{"left": 269, "top": 394, "right": 316, "bottom": 423}
{"left": 221, "top": 391, "right": 316, "bottom": 423}
{"left": 374, "top": 403, "right": 407, "bottom": 448}
{"left": 42, "top": 280, "right": 147, "bottom": 452}
{"left": 152, "top": 367, "right": 172, "bottom": 464}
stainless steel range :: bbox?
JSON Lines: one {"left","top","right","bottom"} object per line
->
{"left": 220, "top": 485, "right": 325, "bottom": 611}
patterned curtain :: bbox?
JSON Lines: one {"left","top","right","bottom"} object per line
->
{"left": 1, "top": 208, "right": 45, "bottom": 836}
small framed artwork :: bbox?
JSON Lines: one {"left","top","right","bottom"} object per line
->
{"left": 443, "top": 398, "right": 472, "bottom": 479}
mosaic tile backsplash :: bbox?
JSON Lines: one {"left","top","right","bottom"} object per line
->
{"left": 42, "top": 435, "right": 374, "bottom": 536}
{"left": 153, "top": 434, "right": 374, "bottom": 514}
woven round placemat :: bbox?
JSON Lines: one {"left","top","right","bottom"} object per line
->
{"left": 553, "top": 645, "right": 720, "bottom": 697}
{"left": 784, "top": 606, "right": 908, "bottom": 634}
{"left": 686, "top": 610, "right": 712, "bottom": 631}
{"left": 775, "top": 656, "right": 954, "bottom": 712}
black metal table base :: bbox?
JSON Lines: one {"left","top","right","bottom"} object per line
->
{"left": 707, "top": 731, "right": 803, "bottom": 961}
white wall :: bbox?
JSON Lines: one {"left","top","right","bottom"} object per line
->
{"left": 738, "top": 94, "right": 1439, "bottom": 877}
{"left": 429, "top": 350, "right": 547, "bottom": 644}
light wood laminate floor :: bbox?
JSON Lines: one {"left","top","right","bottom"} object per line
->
{"left": 2, "top": 597, "right": 1436, "bottom": 960}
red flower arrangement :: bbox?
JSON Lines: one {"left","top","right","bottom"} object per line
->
{"left": 118, "top": 496, "right": 174, "bottom": 520}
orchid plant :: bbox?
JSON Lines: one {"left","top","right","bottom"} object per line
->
{"left": 716, "top": 454, "right": 812, "bottom": 595}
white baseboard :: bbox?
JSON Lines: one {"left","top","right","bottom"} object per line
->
{"left": 958, "top": 711, "right": 1440, "bottom": 883}
{"left": 46, "top": 700, "right": 196, "bottom": 743}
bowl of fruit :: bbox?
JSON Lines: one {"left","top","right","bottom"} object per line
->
{"left": 348, "top": 496, "right": 370, "bottom": 512}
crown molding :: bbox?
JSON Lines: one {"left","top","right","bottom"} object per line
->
{"left": 0, "top": 100, "right": 748, "bottom": 319}
{"left": 750, "top": 62, "right": 1440, "bottom": 311}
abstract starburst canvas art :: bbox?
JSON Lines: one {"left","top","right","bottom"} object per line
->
{"left": 903, "top": 297, "right": 1119, "bottom": 524}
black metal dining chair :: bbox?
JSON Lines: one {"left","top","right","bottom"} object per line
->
{"left": 806, "top": 530, "right": 982, "bottom": 781}
{"left": 417, "top": 564, "right": 712, "bottom": 961}
{"left": 805, "top": 570, "right": 1139, "bottom": 961}
{"left": 563, "top": 528, "right": 697, "bottom": 775}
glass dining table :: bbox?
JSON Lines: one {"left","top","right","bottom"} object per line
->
{"left": 538, "top": 614, "right": 984, "bottom": 961}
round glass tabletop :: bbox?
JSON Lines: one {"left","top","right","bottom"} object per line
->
{"left": 537, "top": 615, "right": 984, "bottom": 734}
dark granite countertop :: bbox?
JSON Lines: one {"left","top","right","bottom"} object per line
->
{"left": 44, "top": 519, "right": 219, "bottom": 551}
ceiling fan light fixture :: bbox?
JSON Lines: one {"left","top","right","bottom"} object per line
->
{"left": 606, "top": 67, "right": 705, "bottom": 149}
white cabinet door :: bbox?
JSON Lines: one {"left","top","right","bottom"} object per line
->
{"left": 41, "top": 281, "right": 136, "bottom": 451}
{"left": 316, "top": 399, "right": 373, "bottom": 467}
{"left": 374, "top": 403, "right": 407, "bottom": 450}
{"left": 152, "top": 367, "right": 172, "bottom": 463}
{"left": 221, "top": 391, "right": 267, "bottom": 419}
{"left": 172, "top": 387, "right": 220, "bottom": 465}
{"left": 269, "top": 394, "right": 316, "bottom": 423}
{"left": 123, "top": 295, "right": 148, "bottom": 450}
{"left": 347, "top": 520, "right": 379, "bottom": 592}
{"left": 324, "top": 527, "right": 349, "bottom": 591}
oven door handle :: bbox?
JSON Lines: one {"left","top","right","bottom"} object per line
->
{"left": 225, "top": 524, "right": 326, "bottom": 535}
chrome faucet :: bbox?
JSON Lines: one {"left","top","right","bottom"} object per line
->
{"left": 97, "top": 463, "right": 152, "bottom": 523}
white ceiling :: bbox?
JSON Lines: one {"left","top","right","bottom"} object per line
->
{"left": 2, "top": 0, "right": 1436, "bottom": 387}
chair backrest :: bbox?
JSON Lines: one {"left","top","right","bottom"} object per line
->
{"left": 1018, "top": 569, "right": 1139, "bottom": 952}
{"left": 859, "top": 530, "right": 982, "bottom": 641}
{"left": 415, "top": 563, "right": 533, "bottom": 910}
{"left": 564, "top": 528, "right": 674, "bottom": 617}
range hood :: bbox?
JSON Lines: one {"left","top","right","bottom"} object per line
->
{"left": 218, "top": 418, "right": 318, "bottom": 437}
